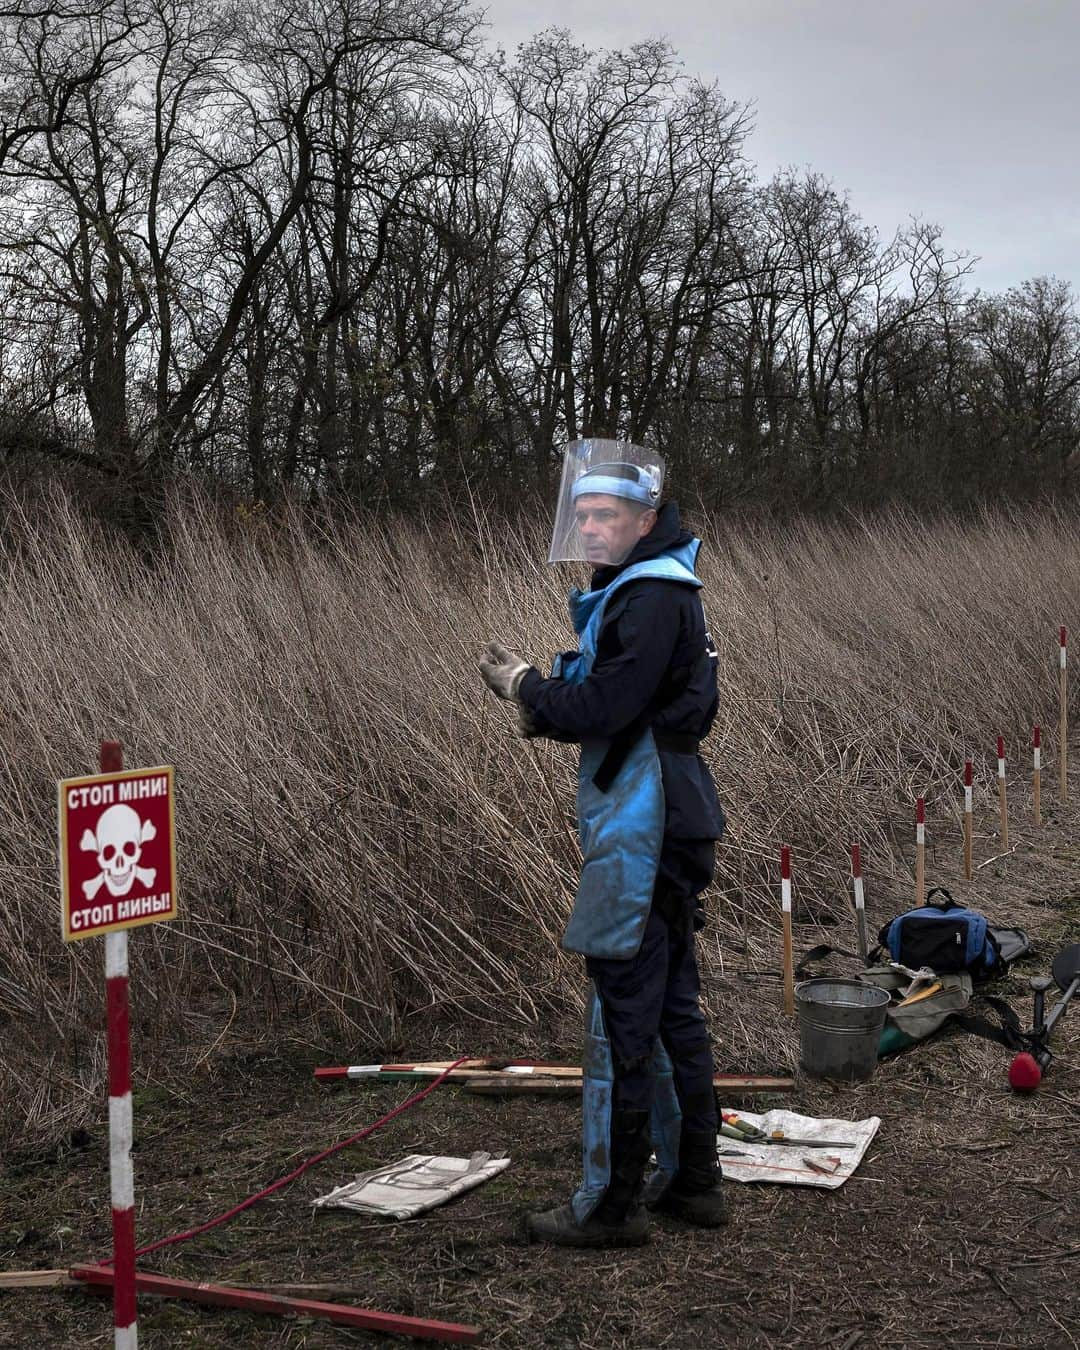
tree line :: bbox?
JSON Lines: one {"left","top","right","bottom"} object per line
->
{"left": 1, "top": 0, "right": 1078, "bottom": 514}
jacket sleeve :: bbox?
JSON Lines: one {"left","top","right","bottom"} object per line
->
{"left": 518, "top": 583, "right": 683, "bottom": 741}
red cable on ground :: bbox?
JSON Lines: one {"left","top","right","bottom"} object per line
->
{"left": 93, "top": 1056, "right": 471, "bottom": 1266}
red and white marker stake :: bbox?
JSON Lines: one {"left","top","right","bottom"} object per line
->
{"left": 1060, "top": 627, "right": 1068, "bottom": 803}
{"left": 101, "top": 740, "right": 137, "bottom": 1350}
{"left": 915, "top": 799, "right": 926, "bottom": 908}
{"left": 1034, "top": 725, "right": 1042, "bottom": 827}
{"left": 850, "top": 844, "right": 868, "bottom": 962}
{"left": 963, "top": 760, "right": 974, "bottom": 881}
{"left": 997, "top": 736, "right": 1009, "bottom": 850}
{"left": 781, "top": 846, "right": 794, "bottom": 1017}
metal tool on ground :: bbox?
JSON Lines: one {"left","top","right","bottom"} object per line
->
{"left": 758, "top": 1136, "right": 854, "bottom": 1149}
{"left": 721, "top": 1113, "right": 854, "bottom": 1149}
{"left": 1008, "top": 942, "right": 1080, "bottom": 1091}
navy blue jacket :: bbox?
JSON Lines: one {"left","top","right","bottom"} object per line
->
{"left": 519, "top": 502, "right": 725, "bottom": 842}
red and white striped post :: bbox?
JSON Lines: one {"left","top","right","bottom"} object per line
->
{"left": 101, "top": 740, "right": 137, "bottom": 1350}
{"left": 963, "top": 760, "right": 974, "bottom": 881}
{"left": 915, "top": 798, "right": 926, "bottom": 908}
{"left": 780, "top": 846, "right": 794, "bottom": 1017}
{"left": 850, "top": 844, "right": 868, "bottom": 962}
{"left": 1060, "top": 627, "right": 1068, "bottom": 803}
{"left": 1033, "top": 724, "right": 1042, "bottom": 827}
{"left": 997, "top": 736, "right": 1009, "bottom": 850}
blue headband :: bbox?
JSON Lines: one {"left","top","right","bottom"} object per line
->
{"left": 571, "top": 472, "right": 657, "bottom": 505}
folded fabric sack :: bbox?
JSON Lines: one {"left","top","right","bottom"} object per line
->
{"left": 858, "top": 965, "right": 973, "bottom": 1056}
{"left": 312, "top": 1152, "right": 511, "bottom": 1220}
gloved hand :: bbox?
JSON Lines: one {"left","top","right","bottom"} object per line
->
{"left": 479, "top": 641, "right": 530, "bottom": 701}
{"left": 516, "top": 701, "right": 541, "bottom": 739}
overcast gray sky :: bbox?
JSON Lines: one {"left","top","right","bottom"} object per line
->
{"left": 481, "top": 0, "right": 1078, "bottom": 295}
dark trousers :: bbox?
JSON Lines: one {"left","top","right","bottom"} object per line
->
{"left": 584, "top": 839, "right": 718, "bottom": 1136}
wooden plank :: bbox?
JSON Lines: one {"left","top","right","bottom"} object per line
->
{"left": 464, "top": 1076, "right": 580, "bottom": 1096}
{"left": 315, "top": 1061, "right": 580, "bottom": 1082}
{"left": 0, "top": 1269, "right": 75, "bottom": 1289}
{"left": 317, "top": 1063, "right": 794, "bottom": 1092}
{"left": 465, "top": 1073, "right": 795, "bottom": 1096}
{"left": 70, "top": 1267, "right": 479, "bottom": 1343}
{"left": 713, "top": 1075, "right": 796, "bottom": 1092}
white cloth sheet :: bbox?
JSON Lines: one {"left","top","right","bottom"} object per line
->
{"left": 312, "top": 1152, "right": 511, "bottom": 1219}
{"left": 714, "top": 1107, "right": 880, "bottom": 1189}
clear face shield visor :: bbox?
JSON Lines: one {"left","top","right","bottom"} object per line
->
{"left": 547, "top": 440, "right": 665, "bottom": 567}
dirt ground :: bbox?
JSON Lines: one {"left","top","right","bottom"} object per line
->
{"left": 2, "top": 804, "right": 1079, "bottom": 1349}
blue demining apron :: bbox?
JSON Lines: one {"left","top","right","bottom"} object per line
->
{"left": 552, "top": 539, "right": 704, "bottom": 1222}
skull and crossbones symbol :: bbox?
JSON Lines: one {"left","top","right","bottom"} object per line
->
{"left": 80, "top": 804, "right": 157, "bottom": 901}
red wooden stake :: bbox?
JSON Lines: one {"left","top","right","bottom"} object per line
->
{"left": 69, "top": 1267, "right": 480, "bottom": 1344}
{"left": 100, "top": 740, "right": 137, "bottom": 1350}
{"left": 1034, "top": 724, "right": 1042, "bottom": 827}
{"left": 997, "top": 735, "right": 1009, "bottom": 849}
{"left": 850, "top": 843, "right": 868, "bottom": 961}
{"left": 963, "top": 760, "right": 974, "bottom": 881}
{"left": 780, "top": 846, "right": 794, "bottom": 1016}
{"left": 915, "top": 798, "right": 926, "bottom": 908}
{"left": 1060, "top": 628, "right": 1068, "bottom": 803}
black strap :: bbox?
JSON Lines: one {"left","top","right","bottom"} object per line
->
{"left": 591, "top": 730, "right": 701, "bottom": 792}
{"left": 951, "top": 994, "right": 1030, "bottom": 1053}
{"left": 925, "top": 886, "right": 959, "bottom": 911}
{"left": 653, "top": 732, "right": 700, "bottom": 754}
{"left": 592, "top": 733, "right": 640, "bottom": 793}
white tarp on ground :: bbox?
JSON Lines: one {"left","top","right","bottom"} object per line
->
{"left": 715, "top": 1108, "right": 880, "bottom": 1189}
{"left": 312, "top": 1152, "right": 511, "bottom": 1220}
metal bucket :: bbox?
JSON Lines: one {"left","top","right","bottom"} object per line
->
{"left": 795, "top": 978, "right": 891, "bottom": 1081}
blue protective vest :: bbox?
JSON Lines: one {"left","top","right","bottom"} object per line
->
{"left": 555, "top": 538, "right": 704, "bottom": 961}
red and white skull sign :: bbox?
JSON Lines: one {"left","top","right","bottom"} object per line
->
{"left": 59, "top": 766, "right": 176, "bottom": 941}
{"left": 80, "top": 804, "right": 157, "bottom": 901}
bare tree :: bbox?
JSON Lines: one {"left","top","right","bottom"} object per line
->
{"left": 500, "top": 31, "right": 751, "bottom": 483}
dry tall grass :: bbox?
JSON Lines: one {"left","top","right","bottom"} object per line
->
{"left": 1, "top": 486, "right": 1077, "bottom": 1143}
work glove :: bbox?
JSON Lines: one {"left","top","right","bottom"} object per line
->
{"left": 516, "top": 701, "right": 542, "bottom": 740}
{"left": 479, "top": 641, "right": 530, "bottom": 701}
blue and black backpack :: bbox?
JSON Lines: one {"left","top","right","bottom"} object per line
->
{"left": 877, "top": 888, "right": 1011, "bottom": 981}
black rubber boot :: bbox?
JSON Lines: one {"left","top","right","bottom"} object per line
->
{"left": 647, "top": 1129, "right": 728, "bottom": 1228}
{"left": 526, "top": 1108, "right": 652, "bottom": 1248}
{"left": 524, "top": 1201, "right": 650, "bottom": 1248}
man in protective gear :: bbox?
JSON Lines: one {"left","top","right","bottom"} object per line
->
{"left": 479, "top": 439, "right": 727, "bottom": 1248}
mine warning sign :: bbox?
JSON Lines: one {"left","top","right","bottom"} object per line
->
{"left": 58, "top": 765, "right": 177, "bottom": 942}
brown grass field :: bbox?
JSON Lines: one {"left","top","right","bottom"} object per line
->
{"left": 0, "top": 486, "right": 1078, "bottom": 1347}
